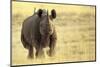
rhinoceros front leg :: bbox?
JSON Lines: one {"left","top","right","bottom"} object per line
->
{"left": 36, "top": 35, "right": 48, "bottom": 58}
{"left": 48, "top": 32, "right": 57, "bottom": 57}
{"left": 36, "top": 46, "right": 44, "bottom": 58}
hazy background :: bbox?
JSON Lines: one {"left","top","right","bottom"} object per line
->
{"left": 12, "top": 1, "right": 96, "bottom": 66}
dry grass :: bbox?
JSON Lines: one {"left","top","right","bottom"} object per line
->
{"left": 12, "top": 1, "right": 96, "bottom": 66}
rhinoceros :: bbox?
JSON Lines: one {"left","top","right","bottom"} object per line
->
{"left": 21, "top": 9, "right": 57, "bottom": 58}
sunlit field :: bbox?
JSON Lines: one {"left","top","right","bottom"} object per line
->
{"left": 12, "top": 1, "right": 96, "bottom": 66}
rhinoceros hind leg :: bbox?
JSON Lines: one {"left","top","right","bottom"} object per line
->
{"left": 28, "top": 45, "right": 34, "bottom": 59}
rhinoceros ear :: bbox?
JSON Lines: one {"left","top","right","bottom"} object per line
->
{"left": 37, "top": 9, "right": 43, "bottom": 18}
{"left": 51, "top": 9, "right": 56, "bottom": 19}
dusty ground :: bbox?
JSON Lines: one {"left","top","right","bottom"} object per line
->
{"left": 12, "top": 1, "right": 96, "bottom": 66}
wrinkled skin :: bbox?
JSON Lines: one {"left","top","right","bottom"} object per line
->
{"left": 21, "top": 9, "right": 57, "bottom": 58}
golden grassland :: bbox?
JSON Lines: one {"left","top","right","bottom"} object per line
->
{"left": 12, "top": 1, "right": 96, "bottom": 66}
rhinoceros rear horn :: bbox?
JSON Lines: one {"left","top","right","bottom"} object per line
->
{"left": 37, "top": 9, "right": 43, "bottom": 17}
{"left": 51, "top": 9, "right": 56, "bottom": 19}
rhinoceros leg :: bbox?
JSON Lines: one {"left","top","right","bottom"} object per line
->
{"left": 28, "top": 45, "right": 34, "bottom": 59}
{"left": 21, "top": 32, "right": 34, "bottom": 58}
{"left": 35, "top": 45, "right": 45, "bottom": 58}
{"left": 48, "top": 32, "right": 57, "bottom": 57}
